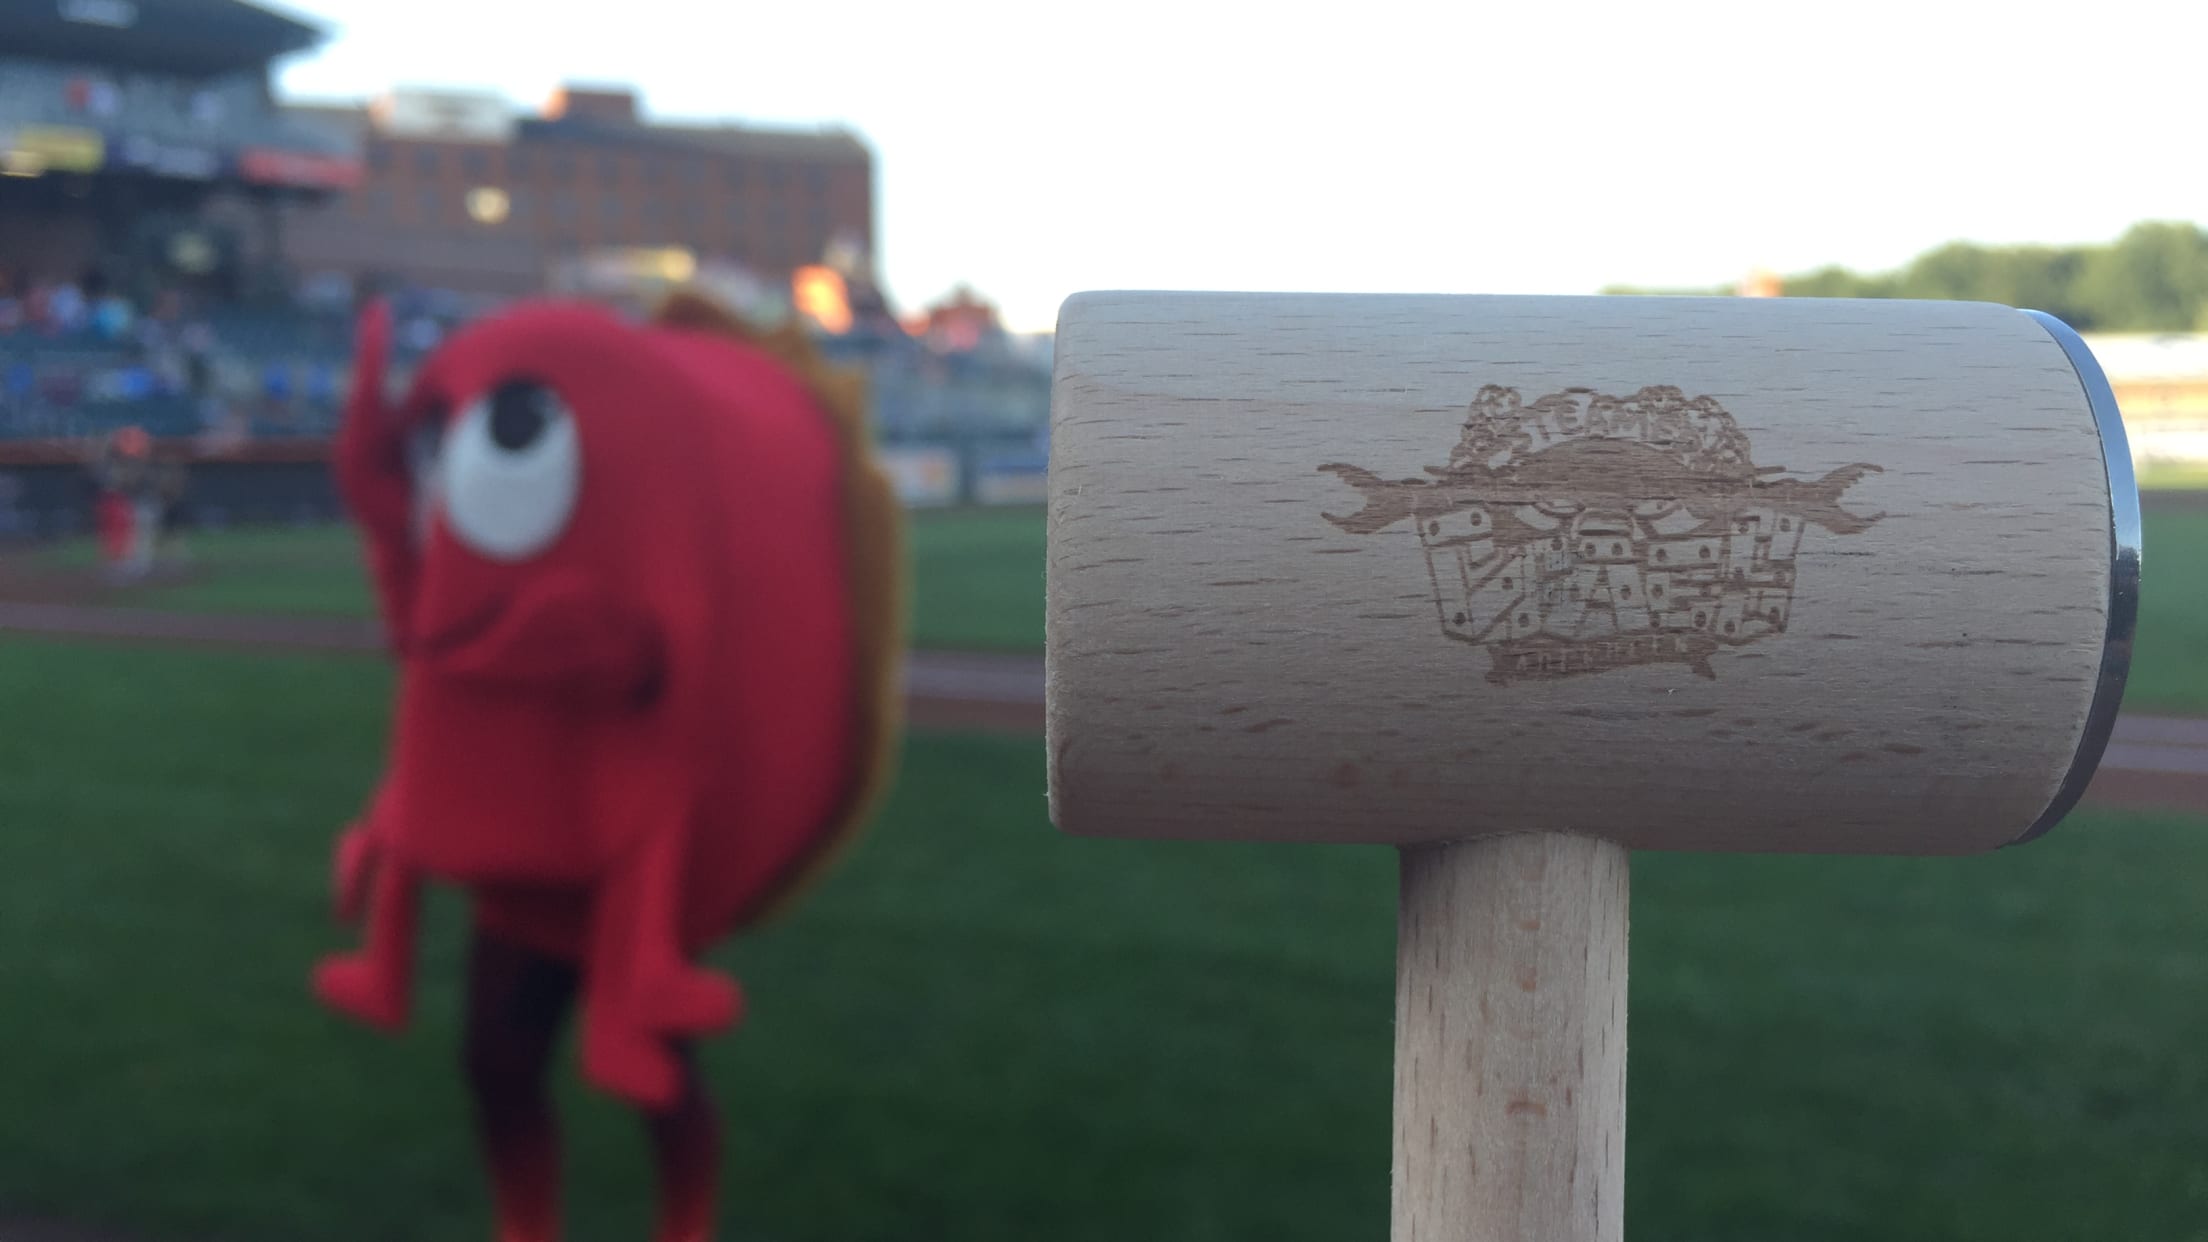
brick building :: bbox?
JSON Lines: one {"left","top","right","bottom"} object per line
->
{"left": 281, "top": 85, "right": 876, "bottom": 298}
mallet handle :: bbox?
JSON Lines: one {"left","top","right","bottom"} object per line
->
{"left": 1393, "top": 833, "right": 1628, "bottom": 1242}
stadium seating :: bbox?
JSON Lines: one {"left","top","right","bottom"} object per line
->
{"left": 0, "top": 304, "right": 1052, "bottom": 449}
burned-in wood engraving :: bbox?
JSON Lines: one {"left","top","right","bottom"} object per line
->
{"left": 1321, "top": 385, "right": 1883, "bottom": 684}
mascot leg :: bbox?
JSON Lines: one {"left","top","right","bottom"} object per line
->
{"left": 579, "top": 827, "right": 742, "bottom": 1106}
{"left": 643, "top": 1040, "right": 721, "bottom": 1242}
{"left": 463, "top": 928, "right": 577, "bottom": 1242}
{"left": 464, "top": 926, "right": 724, "bottom": 1242}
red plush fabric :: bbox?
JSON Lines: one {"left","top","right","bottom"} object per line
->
{"left": 314, "top": 300, "right": 861, "bottom": 1109}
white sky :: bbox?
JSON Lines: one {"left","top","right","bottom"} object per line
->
{"left": 270, "top": 0, "right": 2207, "bottom": 333}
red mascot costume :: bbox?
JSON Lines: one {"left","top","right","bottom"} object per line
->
{"left": 313, "top": 291, "right": 905, "bottom": 1242}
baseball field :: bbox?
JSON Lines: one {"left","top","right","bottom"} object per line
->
{"left": 1, "top": 504, "right": 2204, "bottom": 1241}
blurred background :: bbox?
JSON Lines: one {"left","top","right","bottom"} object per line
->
{"left": 1, "top": 0, "right": 2205, "bottom": 1239}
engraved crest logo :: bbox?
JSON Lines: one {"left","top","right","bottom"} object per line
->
{"left": 1320, "top": 385, "right": 1883, "bottom": 684}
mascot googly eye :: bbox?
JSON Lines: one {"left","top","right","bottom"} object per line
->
{"left": 437, "top": 379, "right": 581, "bottom": 561}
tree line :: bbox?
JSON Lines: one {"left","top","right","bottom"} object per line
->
{"left": 1603, "top": 221, "right": 2208, "bottom": 333}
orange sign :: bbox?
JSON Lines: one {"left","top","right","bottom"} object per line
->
{"left": 792, "top": 265, "right": 853, "bottom": 334}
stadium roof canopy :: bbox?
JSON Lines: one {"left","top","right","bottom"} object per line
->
{"left": 0, "top": 0, "right": 325, "bottom": 76}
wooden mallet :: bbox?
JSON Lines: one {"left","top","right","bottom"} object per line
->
{"left": 1043, "top": 292, "right": 2138, "bottom": 1241}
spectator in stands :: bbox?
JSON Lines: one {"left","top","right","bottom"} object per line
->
{"left": 179, "top": 311, "right": 215, "bottom": 359}
{"left": 46, "top": 280, "right": 87, "bottom": 336}
{"left": 134, "top": 304, "right": 166, "bottom": 351}
{"left": 24, "top": 284, "right": 53, "bottom": 335}
{"left": 135, "top": 296, "right": 177, "bottom": 383}
{"left": 86, "top": 271, "right": 134, "bottom": 343}
{"left": 403, "top": 313, "right": 443, "bottom": 354}
{"left": 263, "top": 360, "right": 294, "bottom": 423}
{"left": 98, "top": 299, "right": 136, "bottom": 344}
{"left": 303, "top": 361, "right": 338, "bottom": 414}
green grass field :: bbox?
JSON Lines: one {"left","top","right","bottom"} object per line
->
{"left": 50, "top": 506, "right": 1047, "bottom": 653}
{"left": 1, "top": 638, "right": 2206, "bottom": 1241}
{"left": 2133, "top": 508, "right": 2208, "bottom": 715}
{"left": 2140, "top": 461, "right": 2208, "bottom": 491}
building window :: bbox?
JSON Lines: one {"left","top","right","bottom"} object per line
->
{"left": 368, "top": 144, "right": 391, "bottom": 173}
{"left": 418, "top": 188, "right": 441, "bottom": 220}
{"left": 466, "top": 186, "right": 511, "bottom": 225}
{"left": 597, "top": 153, "right": 618, "bottom": 180}
{"left": 415, "top": 147, "right": 440, "bottom": 176}
{"left": 725, "top": 164, "right": 746, "bottom": 190}
{"left": 807, "top": 167, "right": 827, "bottom": 194}
{"left": 601, "top": 195, "right": 622, "bottom": 222}
{"left": 766, "top": 164, "right": 788, "bottom": 189}
{"left": 463, "top": 149, "right": 491, "bottom": 177}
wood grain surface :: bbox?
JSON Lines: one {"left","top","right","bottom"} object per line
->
{"left": 1393, "top": 833, "right": 1627, "bottom": 1242}
{"left": 1046, "top": 292, "right": 2114, "bottom": 854}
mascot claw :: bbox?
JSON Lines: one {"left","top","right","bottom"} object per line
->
{"left": 313, "top": 954, "right": 410, "bottom": 1032}
{"left": 639, "top": 966, "right": 744, "bottom": 1035}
